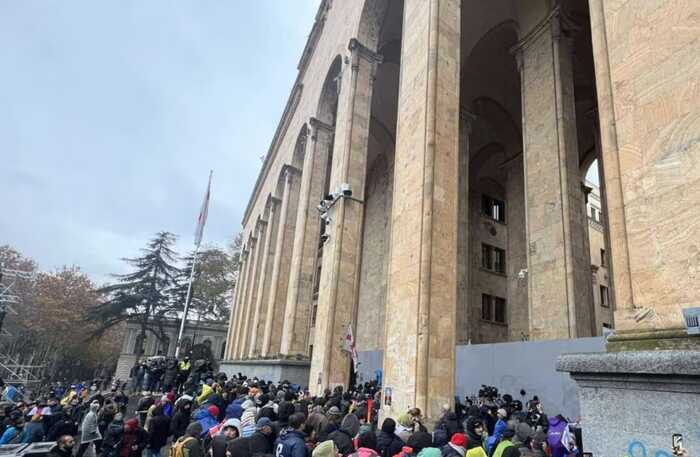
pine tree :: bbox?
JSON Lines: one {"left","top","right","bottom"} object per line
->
{"left": 88, "top": 231, "right": 181, "bottom": 355}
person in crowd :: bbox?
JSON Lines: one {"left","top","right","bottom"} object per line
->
{"left": 491, "top": 427, "right": 517, "bottom": 457}
{"left": 21, "top": 413, "right": 45, "bottom": 443}
{"left": 119, "top": 418, "right": 149, "bottom": 457}
{"left": 210, "top": 418, "right": 241, "bottom": 457}
{"left": 77, "top": 400, "right": 102, "bottom": 457}
{"left": 145, "top": 404, "right": 171, "bottom": 457}
{"left": 171, "top": 397, "right": 193, "bottom": 440}
{"left": 546, "top": 415, "right": 569, "bottom": 457}
{"left": 313, "top": 440, "right": 340, "bottom": 457}
{"left": 274, "top": 412, "right": 310, "bottom": 457}
{"left": 350, "top": 431, "right": 380, "bottom": 457}
{"left": 464, "top": 417, "right": 487, "bottom": 457}
{"left": 435, "top": 406, "right": 463, "bottom": 448}
{"left": 48, "top": 435, "right": 76, "bottom": 457}
{"left": 172, "top": 422, "right": 204, "bottom": 457}
{"left": 239, "top": 399, "right": 258, "bottom": 438}
{"left": 329, "top": 414, "right": 360, "bottom": 457}
{"left": 47, "top": 409, "right": 78, "bottom": 442}
{"left": 486, "top": 409, "right": 508, "bottom": 456}
{"left": 0, "top": 412, "right": 24, "bottom": 444}
{"left": 407, "top": 432, "right": 433, "bottom": 456}
{"left": 102, "top": 413, "right": 125, "bottom": 457}
{"left": 441, "top": 433, "right": 467, "bottom": 457}
{"left": 249, "top": 416, "right": 275, "bottom": 455}
{"left": 376, "top": 418, "right": 404, "bottom": 457}
{"left": 512, "top": 423, "right": 533, "bottom": 455}
{"left": 195, "top": 404, "right": 221, "bottom": 439}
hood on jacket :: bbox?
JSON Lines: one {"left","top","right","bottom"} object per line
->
{"left": 185, "top": 422, "right": 203, "bottom": 438}
{"left": 416, "top": 448, "right": 441, "bottom": 457}
{"left": 241, "top": 399, "right": 256, "bottom": 411}
{"left": 396, "top": 413, "right": 412, "bottom": 428}
{"left": 340, "top": 414, "right": 360, "bottom": 437}
{"left": 220, "top": 418, "right": 241, "bottom": 436}
{"left": 312, "top": 440, "right": 337, "bottom": 457}
{"left": 548, "top": 415, "right": 565, "bottom": 427}
{"left": 197, "top": 385, "right": 213, "bottom": 404}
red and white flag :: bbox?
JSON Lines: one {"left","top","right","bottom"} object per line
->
{"left": 342, "top": 324, "right": 358, "bottom": 372}
{"left": 194, "top": 170, "right": 213, "bottom": 248}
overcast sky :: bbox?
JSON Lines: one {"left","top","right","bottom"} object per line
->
{"left": 1, "top": 1, "right": 319, "bottom": 283}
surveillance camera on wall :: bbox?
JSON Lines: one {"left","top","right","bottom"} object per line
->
{"left": 320, "top": 233, "right": 330, "bottom": 244}
{"left": 340, "top": 183, "right": 352, "bottom": 197}
{"left": 518, "top": 269, "right": 528, "bottom": 280}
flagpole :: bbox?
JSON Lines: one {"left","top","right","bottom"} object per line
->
{"left": 174, "top": 248, "right": 199, "bottom": 358}
{"left": 174, "top": 170, "right": 213, "bottom": 359}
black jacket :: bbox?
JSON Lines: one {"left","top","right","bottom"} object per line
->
{"left": 47, "top": 418, "right": 78, "bottom": 442}
{"left": 170, "top": 408, "right": 191, "bottom": 440}
{"left": 147, "top": 415, "right": 171, "bottom": 449}
{"left": 376, "top": 431, "right": 403, "bottom": 457}
{"left": 440, "top": 444, "right": 463, "bottom": 457}
{"left": 328, "top": 429, "right": 354, "bottom": 457}
{"left": 249, "top": 431, "right": 273, "bottom": 456}
{"left": 48, "top": 445, "right": 73, "bottom": 457}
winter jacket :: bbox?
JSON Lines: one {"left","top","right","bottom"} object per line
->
{"left": 21, "top": 421, "right": 45, "bottom": 444}
{"left": 0, "top": 426, "right": 20, "bottom": 444}
{"left": 273, "top": 429, "right": 309, "bottom": 457}
{"left": 240, "top": 400, "right": 257, "bottom": 438}
{"left": 47, "top": 417, "right": 78, "bottom": 442}
{"left": 485, "top": 420, "right": 506, "bottom": 456}
{"left": 436, "top": 413, "right": 462, "bottom": 444}
{"left": 194, "top": 408, "right": 219, "bottom": 439}
{"left": 81, "top": 409, "right": 102, "bottom": 443}
{"left": 147, "top": 415, "right": 171, "bottom": 449}
{"left": 171, "top": 403, "right": 192, "bottom": 440}
{"left": 226, "top": 399, "right": 244, "bottom": 420}
{"left": 491, "top": 439, "right": 513, "bottom": 457}
{"left": 440, "top": 444, "right": 464, "bottom": 457}
{"left": 48, "top": 445, "right": 73, "bottom": 457}
{"left": 102, "top": 421, "right": 124, "bottom": 457}
{"left": 546, "top": 417, "right": 568, "bottom": 457}
{"left": 376, "top": 431, "right": 404, "bottom": 457}
{"left": 329, "top": 415, "right": 360, "bottom": 457}
{"left": 249, "top": 430, "right": 274, "bottom": 455}
{"left": 210, "top": 435, "right": 232, "bottom": 457}
{"left": 349, "top": 448, "right": 380, "bottom": 457}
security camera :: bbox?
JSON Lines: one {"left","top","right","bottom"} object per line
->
{"left": 320, "top": 233, "right": 330, "bottom": 244}
{"left": 518, "top": 269, "right": 528, "bottom": 280}
{"left": 320, "top": 213, "right": 332, "bottom": 224}
{"left": 324, "top": 194, "right": 335, "bottom": 202}
{"left": 340, "top": 183, "right": 352, "bottom": 197}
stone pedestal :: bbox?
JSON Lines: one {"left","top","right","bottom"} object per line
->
{"left": 557, "top": 349, "right": 700, "bottom": 457}
{"left": 220, "top": 359, "right": 311, "bottom": 387}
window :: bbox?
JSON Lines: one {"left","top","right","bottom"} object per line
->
{"left": 481, "top": 294, "right": 492, "bottom": 321}
{"left": 482, "top": 294, "right": 507, "bottom": 324}
{"left": 600, "top": 249, "right": 606, "bottom": 267}
{"left": 482, "top": 244, "right": 506, "bottom": 274}
{"left": 482, "top": 195, "right": 506, "bottom": 223}
{"left": 600, "top": 285, "right": 609, "bottom": 307}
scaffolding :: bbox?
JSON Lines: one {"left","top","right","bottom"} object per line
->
{"left": 0, "top": 264, "right": 45, "bottom": 388}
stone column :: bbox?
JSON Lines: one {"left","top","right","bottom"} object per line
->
{"left": 457, "top": 110, "right": 475, "bottom": 344}
{"left": 225, "top": 249, "right": 248, "bottom": 359}
{"left": 382, "top": 0, "right": 461, "bottom": 421}
{"left": 262, "top": 165, "right": 301, "bottom": 357}
{"left": 280, "top": 118, "right": 334, "bottom": 356}
{"left": 513, "top": 8, "right": 594, "bottom": 340}
{"left": 249, "top": 197, "right": 280, "bottom": 358}
{"left": 234, "top": 235, "right": 258, "bottom": 358}
{"left": 310, "top": 38, "right": 382, "bottom": 392}
{"left": 232, "top": 247, "right": 254, "bottom": 359}
{"left": 239, "top": 220, "right": 267, "bottom": 358}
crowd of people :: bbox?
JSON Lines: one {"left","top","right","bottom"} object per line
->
{"left": 0, "top": 368, "right": 594, "bottom": 457}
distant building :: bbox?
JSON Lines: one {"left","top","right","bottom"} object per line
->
{"left": 586, "top": 181, "right": 614, "bottom": 334}
{"left": 113, "top": 318, "right": 227, "bottom": 382}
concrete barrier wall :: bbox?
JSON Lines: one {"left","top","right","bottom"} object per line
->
{"left": 358, "top": 337, "right": 605, "bottom": 419}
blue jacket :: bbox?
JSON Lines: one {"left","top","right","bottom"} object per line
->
{"left": 0, "top": 426, "right": 19, "bottom": 444}
{"left": 486, "top": 419, "right": 507, "bottom": 455}
{"left": 193, "top": 408, "right": 219, "bottom": 438}
{"left": 274, "top": 429, "right": 308, "bottom": 457}
{"left": 226, "top": 399, "right": 244, "bottom": 420}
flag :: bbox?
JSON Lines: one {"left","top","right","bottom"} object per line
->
{"left": 342, "top": 324, "right": 358, "bottom": 372}
{"left": 194, "top": 171, "right": 213, "bottom": 247}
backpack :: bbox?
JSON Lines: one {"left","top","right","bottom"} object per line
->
{"left": 170, "top": 436, "right": 197, "bottom": 457}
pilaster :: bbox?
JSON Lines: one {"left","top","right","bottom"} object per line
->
{"left": 310, "top": 37, "right": 382, "bottom": 393}
{"left": 281, "top": 117, "right": 334, "bottom": 356}
{"left": 513, "top": 7, "right": 594, "bottom": 340}
{"left": 383, "top": 0, "right": 461, "bottom": 422}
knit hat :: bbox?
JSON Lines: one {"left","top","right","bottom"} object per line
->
{"left": 502, "top": 427, "right": 516, "bottom": 440}
{"left": 312, "top": 440, "right": 337, "bottom": 457}
{"left": 416, "top": 448, "right": 442, "bottom": 457}
{"left": 450, "top": 433, "right": 467, "bottom": 448}
{"left": 256, "top": 417, "right": 273, "bottom": 431}
{"left": 125, "top": 418, "right": 139, "bottom": 429}
{"left": 185, "top": 421, "right": 203, "bottom": 437}
{"left": 381, "top": 418, "right": 396, "bottom": 434}
{"left": 208, "top": 405, "right": 220, "bottom": 418}
{"left": 497, "top": 408, "right": 507, "bottom": 418}
{"left": 166, "top": 392, "right": 175, "bottom": 403}
{"left": 326, "top": 406, "right": 341, "bottom": 417}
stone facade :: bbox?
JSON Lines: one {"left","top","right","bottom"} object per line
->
{"left": 225, "top": 0, "right": 700, "bottom": 421}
